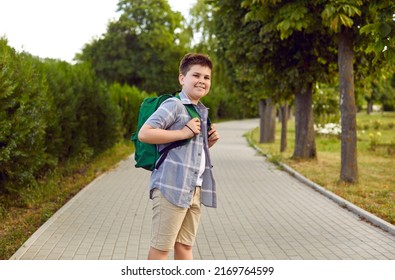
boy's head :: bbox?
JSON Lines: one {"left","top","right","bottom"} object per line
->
{"left": 179, "top": 53, "right": 213, "bottom": 76}
{"left": 178, "top": 53, "right": 213, "bottom": 104}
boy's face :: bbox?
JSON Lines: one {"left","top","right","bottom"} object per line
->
{"left": 179, "top": 64, "right": 211, "bottom": 104}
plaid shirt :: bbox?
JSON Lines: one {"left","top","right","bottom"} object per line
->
{"left": 145, "top": 91, "right": 217, "bottom": 208}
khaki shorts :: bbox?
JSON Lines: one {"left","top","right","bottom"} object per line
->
{"left": 150, "top": 187, "right": 201, "bottom": 251}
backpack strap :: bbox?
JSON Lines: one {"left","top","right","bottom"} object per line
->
{"left": 175, "top": 95, "right": 212, "bottom": 129}
{"left": 175, "top": 95, "right": 200, "bottom": 119}
{"left": 154, "top": 94, "right": 211, "bottom": 170}
{"left": 155, "top": 140, "right": 185, "bottom": 169}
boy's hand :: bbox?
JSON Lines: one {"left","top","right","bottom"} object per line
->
{"left": 208, "top": 124, "right": 220, "bottom": 148}
{"left": 183, "top": 118, "right": 201, "bottom": 138}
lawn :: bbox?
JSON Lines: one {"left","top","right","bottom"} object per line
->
{"left": 248, "top": 111, "right": 395, "bottom": 226}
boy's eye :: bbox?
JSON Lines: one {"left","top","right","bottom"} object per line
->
{"left": 191, "top": 73, "right": 210, "bottom": 80}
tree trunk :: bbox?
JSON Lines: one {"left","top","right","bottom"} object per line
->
{"left": 280, "top": 102, "right": 288, "bottom": 152}
{"left": 259, "top": 98, "right": 276, "bottom": 143}
{"left": 366, "top": 100, "right": 373, "bottom": 114}
{"left": 292, "top": 84, "right": 316, "bottom": 159}
{"left": 338, "top": 28, "right": 358, "bottom": 183}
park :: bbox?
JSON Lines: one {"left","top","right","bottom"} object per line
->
{"left": 1, "top": 0, "right": 394, "bottom": 262}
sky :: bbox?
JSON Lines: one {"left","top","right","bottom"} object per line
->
{"left": 0, "top": 0, "right": 196, "bottom": 63}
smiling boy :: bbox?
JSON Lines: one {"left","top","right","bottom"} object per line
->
{"left": 138, "top": 53, "right": 219, "bottom": 260}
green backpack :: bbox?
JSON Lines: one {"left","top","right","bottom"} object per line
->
{"left": 131, "top": 93, "right": 204, "bottom": 171}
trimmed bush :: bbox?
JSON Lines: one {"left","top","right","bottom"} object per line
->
{"left": 0, "top": 39, "right": 52, "bottom": 191}
{"left": 109, "top": 83, "right": 151, "bottom": 138}
{"left": 1, "top": 39, "right": 122, "bottom": 192}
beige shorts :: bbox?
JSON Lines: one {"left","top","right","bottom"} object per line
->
{"left": 150, "top": 187, "right": 201, "bottom": 251}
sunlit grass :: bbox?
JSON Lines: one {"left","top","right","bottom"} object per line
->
{"left": 247, "top": 112, "right": 395, "bottom": 226}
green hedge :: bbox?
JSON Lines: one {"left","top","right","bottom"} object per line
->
{"left": 0, "top": 39, "right": 126, "bottom": 193}
{"left": 109, "top": 83, "right": 152, "bottom": 138}
{"left": 43, "top": 60, "right": 122, "bottom": 160}
{"left": 0, "top": 40, "right": 50, "bottom": 191}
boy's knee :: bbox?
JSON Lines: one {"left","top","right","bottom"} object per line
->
{"left": 148, "top": 246, "right": 169, "bottom": 260}
{"left": 175, "top": 242, "right": 192, "bottom": 251}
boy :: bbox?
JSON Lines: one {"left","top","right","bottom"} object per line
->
{"left": 138, "top": 53, "right": 219, "bottom": 260}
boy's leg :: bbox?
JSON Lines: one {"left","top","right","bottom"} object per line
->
{"left": 148, "top": 247, "right": 169, "bottom": 260}
{"left": 149, "top": 189, "right": 188, "bottom": 259}
{"left": 174, "top": 242, "right": 193, "bottom": 260}
{"left": 174, "top": 187, "right": 202, "bottom": 260}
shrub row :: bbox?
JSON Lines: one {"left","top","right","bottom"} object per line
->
{"left": 0, "top": 39, "right": 148, "bottom": 193}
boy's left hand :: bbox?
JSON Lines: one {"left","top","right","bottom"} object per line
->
{"left": 208, "top": 124, "right": 220, "bottom": 148}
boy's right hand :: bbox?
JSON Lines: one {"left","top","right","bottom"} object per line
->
{"left": 183, "top": 118, "right": 201, "bottom": 138}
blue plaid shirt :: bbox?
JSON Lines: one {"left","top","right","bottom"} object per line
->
{"left": 144, "top": 91, "right": 217, "bottom": 208}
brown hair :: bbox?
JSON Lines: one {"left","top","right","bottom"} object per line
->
{"left": 179, "top": 53, "right": 213, "bottom": 76}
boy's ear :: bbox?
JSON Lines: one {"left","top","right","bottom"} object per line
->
{"left": 178, "top": 73, "right": 185, "bottom": 85}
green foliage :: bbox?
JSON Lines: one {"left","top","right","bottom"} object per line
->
{"left": 71, "top": 63, "right": 121, "bottom": 155}
{"left": 376, "top": 73, "right": 395, "bottom": 111}
{"left": 42, "top": 60, "right": 82, "bottom": 160}
{"left": 77, "top": 0, "right": 191, "bottom": 94}
{"left": 0, "top": 39, "right": 51, "bottom": 191}
{"left": 359, "top": 2, "right": 395, "bottom": 63}
{"left": 42, "top": 60, "right": 122, "bottom": 160}
{"left": 214, "top": 0, "right": 336, "bottom": 101}
{"left": 313, "top": 83, "right": 340, "bottom": 125}
{"left": 321, "top": 0, "right": 362, "bottom": 32}
{"left": 190, "top": 0, "right": 253, "bottom": 119}
{"left": 0, "top": 39, "right": 123, "bottom": 193}
{"left": 189, "top": 0, "right": 217, "bottom": 53}
{"left": 109, "top": 83, "right": 152, "bottom": 138}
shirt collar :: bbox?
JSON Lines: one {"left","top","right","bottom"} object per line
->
{"left": 179, "top": 91, "right": 193, "bottom": 105}
{"left": 179, "top": 91, "right": 208, "bottom": 110}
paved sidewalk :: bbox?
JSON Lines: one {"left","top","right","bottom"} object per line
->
{"left": 11, "top": 119, "right": 395, "bottom": 260}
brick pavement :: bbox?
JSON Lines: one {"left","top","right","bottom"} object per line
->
{"left": 11, "top": 119, "right": 395, "bottom": 260}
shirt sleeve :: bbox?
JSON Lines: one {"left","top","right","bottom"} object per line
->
{"left": 144, "top": 98, "right": 183, "bottom": 129}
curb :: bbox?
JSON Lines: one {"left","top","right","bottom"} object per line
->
{"left": 247, "top": 137, "right": 395, "bottom": 237}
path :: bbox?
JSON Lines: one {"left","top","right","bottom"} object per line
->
{"left": 11, "top": 119, "right": 395, "bottom": 260}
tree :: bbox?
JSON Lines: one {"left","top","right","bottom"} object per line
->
{"left": 77, "top": 0, "right": 191, "bottom": 94}
{"left": 214, "top": 0, "right": 336, "bottom": 156}
{"left": 210, "top": 0, "right": 278, "bottom": 143}
{"left": 321, "top": 0, "right": 395, "bottom": 183}
{"left": 238, "top": 0, "right": 394, "bottom": 183}
{"left": 189, "top": 0, "right": 254, "bottom": 120}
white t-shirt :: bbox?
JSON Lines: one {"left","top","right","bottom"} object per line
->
{"left": 196, "top": 147, "right": 206, "bottom": 186}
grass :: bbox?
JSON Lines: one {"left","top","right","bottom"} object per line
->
{"left": 0, "top": 140, "right": 134, "bottom": 260}
{"left": 247, "top": 111, "right": 395, "bottom": 226}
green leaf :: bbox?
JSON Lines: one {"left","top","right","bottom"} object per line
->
{"left": 378, "top": 23, "right": 392, "bottom": 37}
{"left": 360, "top": 24, "right": 376, "bottom": 35}
{"left": 322, "top": 5, "right": 336, "bottom": 21}
{"left": 339, "top": 14, "right": 354, "bottom": 28}
{"left": 330, "top": 15, "right": 340, "bottom": 31}
{"left": 277, "top": 20, "right": 291, "bottom": 32}
{"left": 367, "top": 40, "right": 386, "bottom": 54}
{"left": 341, "top": 4, "right": 361, "bottom": 17}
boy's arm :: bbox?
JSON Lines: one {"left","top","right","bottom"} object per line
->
{"left": 138, "top": 118, "right": 200, "bottom": 144}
